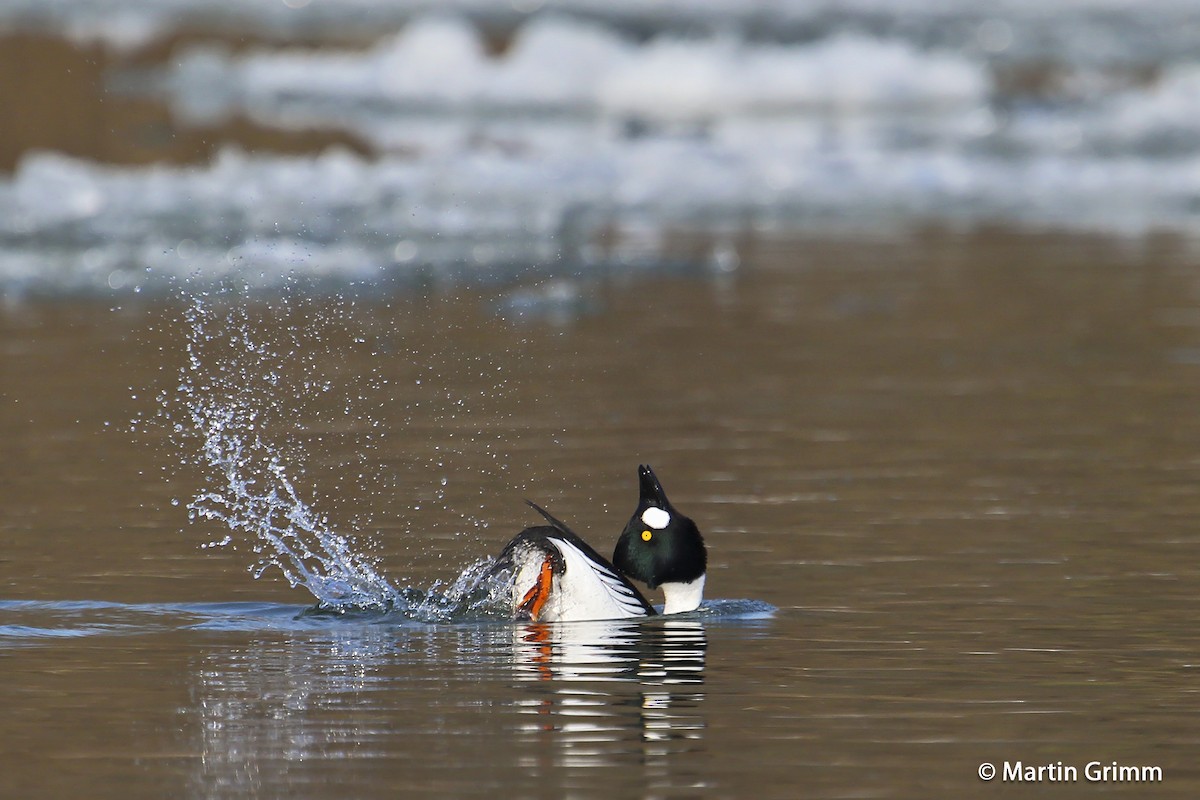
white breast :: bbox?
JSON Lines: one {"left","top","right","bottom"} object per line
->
{"left": 661, "top": 574, "right": 705, "bottom": 614}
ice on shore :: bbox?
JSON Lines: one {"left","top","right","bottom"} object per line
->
{"left": 3, "top": 6, "right": 1200, "bottom": 298}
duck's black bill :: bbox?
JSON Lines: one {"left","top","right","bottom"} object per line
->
{"left": 638, "top": 464, "right": 670, "bottom": 507}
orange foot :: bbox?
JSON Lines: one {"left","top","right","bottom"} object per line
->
{"left": 517, "top": 557, "right": 555, "bottom": 621}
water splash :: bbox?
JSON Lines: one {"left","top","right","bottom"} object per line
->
{"left": 167, "top": 292, "right": 513, "bottom": 619}
{"left": 177, "top": 294, "right": 402, "bottom": 610}
{"left": 159, "top": 291, "right": 771, "bottom": 625}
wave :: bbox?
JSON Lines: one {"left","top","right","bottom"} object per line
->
{"left": 0, "top": 597, "right": 776, "bottom": 647}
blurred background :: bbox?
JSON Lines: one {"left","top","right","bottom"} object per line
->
{"left": 3, "top": 0, "right": 1200, "bottom": 295}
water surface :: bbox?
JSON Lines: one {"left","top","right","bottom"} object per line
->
{"left": 3, "top": 232, "right": 1200, "bottom": 797}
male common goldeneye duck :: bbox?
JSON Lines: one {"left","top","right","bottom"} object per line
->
{"left": 612, "top": 465, "right": 708, "bottom": 615}
{"left": 494, "top": 465, "right": 707, "bottom": 622}
{"left": 495, "top": 501, "right": 656, "bottom": 623}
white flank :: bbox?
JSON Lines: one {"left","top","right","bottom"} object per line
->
{"left": 513, "top": 537, "right": 650, "bottom": 622}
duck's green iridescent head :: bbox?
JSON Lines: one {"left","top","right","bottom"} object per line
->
{"left": 613, "top": 465, "right": 707, "bottom": 592}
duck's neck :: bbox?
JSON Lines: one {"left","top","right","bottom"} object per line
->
{"left": 661, "top": 573, "right": 705, "bottom": 614}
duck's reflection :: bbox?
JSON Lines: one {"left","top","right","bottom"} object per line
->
{"left": 511, "top": 617, "right": 708, "bottom": 781}
{"left": 185, "top": 616, "right": 709, "bottom": 796}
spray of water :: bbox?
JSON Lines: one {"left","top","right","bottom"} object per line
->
{"left": 176, "top": 295, "right": 399, "bottom": 609}
{"left": 165, "top": 292, "right": 512, "bottom": 620}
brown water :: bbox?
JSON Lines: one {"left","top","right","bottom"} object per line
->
{"left": 3, "top": 231, "right": 1200, "bottom": 798}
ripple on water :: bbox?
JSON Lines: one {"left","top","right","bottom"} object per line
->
{"left": 0, "top": 597, "right": 776, "bottom": 647}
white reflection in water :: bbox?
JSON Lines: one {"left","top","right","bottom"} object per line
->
{"left": 188, "top": 627, "right": 398, "bottom": 797}
{"left": 511, "top": 618, "right": 708, "bottom": 781}
{"left": 186, "top": 617, "right": 710, "bottom": 796}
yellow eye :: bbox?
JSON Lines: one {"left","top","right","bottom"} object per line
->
{"left": 641, "top": 530, "right": 653, "bottom": 542}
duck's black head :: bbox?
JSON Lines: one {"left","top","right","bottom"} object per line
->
{"left": 612, "top": 465, "right": 707, "bottom": 594}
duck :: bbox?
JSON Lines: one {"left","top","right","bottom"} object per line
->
{"left": 492, "top": 465, "right": 707, "bottom": 622}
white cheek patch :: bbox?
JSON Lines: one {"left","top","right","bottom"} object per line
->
{"left": 640, "top": 507, "right": 671, "bottom": 530}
